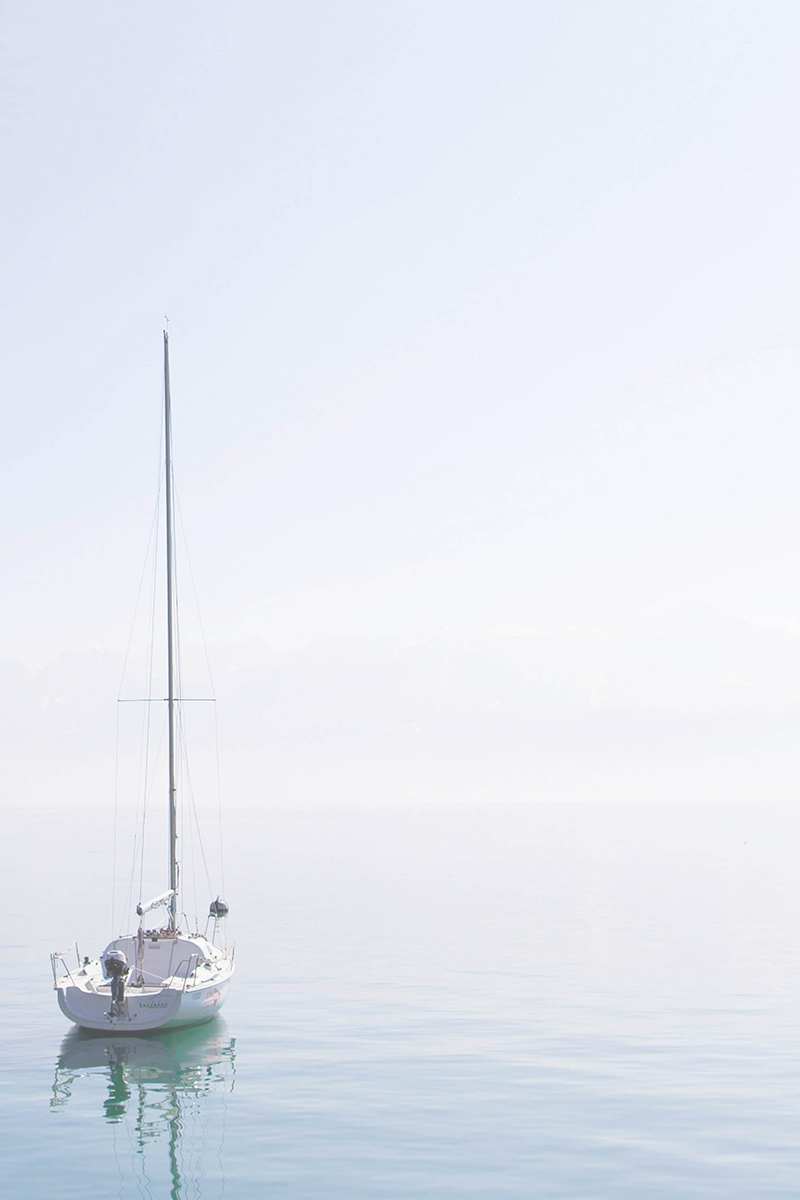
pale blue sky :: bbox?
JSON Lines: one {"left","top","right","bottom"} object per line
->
{"left": 2, "top": 1, "right": 799, "bottom": 805}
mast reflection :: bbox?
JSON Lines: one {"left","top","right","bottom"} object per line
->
{"left": 51, "top": 1019, "right": 235, "bottom": 1197}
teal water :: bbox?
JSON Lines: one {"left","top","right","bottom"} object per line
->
{"left": 2, "top": 802, "right": 800, "bottom": 1197}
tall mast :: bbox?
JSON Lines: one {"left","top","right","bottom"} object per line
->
{"left": 164, "top": 330, "right": 178, "bottom": 932}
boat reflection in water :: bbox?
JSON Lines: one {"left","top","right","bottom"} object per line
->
{"left": 51, "top": 1019, "right": 235, "bottom": 1197}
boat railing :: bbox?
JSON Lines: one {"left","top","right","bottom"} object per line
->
{"left": 174, "top": 954, "right": 201, "bottom": 991}
{"left": 50, "top": 942, "right": 81, "bottom": 987}
{"left": 169, "top": 952, "right": 232, "bottom": 991}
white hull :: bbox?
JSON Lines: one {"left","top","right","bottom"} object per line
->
{"left": 56, "top": 974, "right": 232, "bottom": 1032}
{"left": 53, "top": 932, "right": 234, "bottom": 1033}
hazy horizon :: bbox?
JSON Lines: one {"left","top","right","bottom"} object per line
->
{"left": 2, "top": 2, "right": 799, "bottom": 808}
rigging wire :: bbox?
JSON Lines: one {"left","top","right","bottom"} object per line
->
{"left": 171, "top": 511, "right": 213, "bottom": 928}
{"left": 171, "top": 474, "right": 187, "bottom": 927}
{"left": 176, "top": 495, "right": 226, "bottom": 899}
{"left": 111, "top": 701, "right": 121, "bottom": 936}
{"left": 136, "top": 463, "right": 163, "bottom": 912}
{"left": 112, "top": 420, "right": 164, "bottom": 936}
{"left": 178, "top": 712, "right": 214, "bottom": 911}
{"left": 122, "top": 709, "right": 168, "bottom": 926}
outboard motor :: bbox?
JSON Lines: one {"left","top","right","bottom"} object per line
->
{"left": 209, "top": 898, "right": 229, "bottom": 919}
{"left": 104, "top": 950, "right": 129, "bottom": 1016}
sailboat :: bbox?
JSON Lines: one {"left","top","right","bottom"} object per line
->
{"left": 51, "top": 332, "right": 235, "bottom": 1031}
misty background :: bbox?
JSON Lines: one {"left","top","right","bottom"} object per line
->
{"left": 2, "top": 1, "right": 799, "bottom": 809}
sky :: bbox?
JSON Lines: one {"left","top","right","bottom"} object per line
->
{"left": 1, "top": 0, "right": 799, "bottom": 807}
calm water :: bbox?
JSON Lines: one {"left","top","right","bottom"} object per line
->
{"left": 2, "top": 802, "right": 800, "bottom": 1197}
